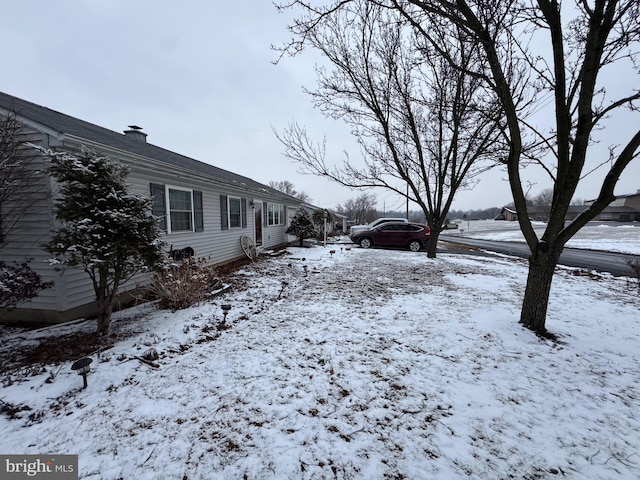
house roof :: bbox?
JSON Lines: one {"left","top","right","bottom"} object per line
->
{"left": 598, "top": 206, "right": 639, "bottom": 213}
{"left": 566, "top": 205, "right": 588, "bottom": 213}
{"left": 0, "top": 91, "right": 302, "bottom": 204}
{"left": 586, "top": 191, "right": 640, "bottom": 203}
{"left": 500, "top": 206, "right": 548, "bottom": 214}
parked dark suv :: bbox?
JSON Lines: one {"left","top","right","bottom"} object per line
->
{"left": 350, "top": 222, "right": 430, "bottom": 252}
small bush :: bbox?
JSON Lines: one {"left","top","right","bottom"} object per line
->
{"left": 150, "top": 257, "right": 222, "bottom": 310}
{"left": 0, "top": 260, "right": 53, "bottom": 310}
{"left": 287, "top": 208, "right": 316, "bottom": 247}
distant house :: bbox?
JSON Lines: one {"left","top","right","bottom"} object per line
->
{"left": 583, "top": 191, "right": 640, "bottom": 221}
{"left": 0, "top": 91, "right": 306, "bottom": 324}
{"left": 332, "top": 212, "right": 349, "bottom": 233}
{"left": 495, "top": 207, "right": 518, "bottom": 221}
{"left": 495, "top": 206, "right": 549, "bottom": 221}
{"left": 496, "top": 191, "right": 640, "bottom": 222}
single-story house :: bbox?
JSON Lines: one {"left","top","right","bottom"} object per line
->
{"left": 296, "top": 204, "right": 348, "bottom": 234}
{"left": 0, "top": 91, "right": 307, "bottom": 324}
{"left": 495, "top": 206, "right": 551, "bottom": 221}
{"left": 495, "top": 207, "right": 518, "bottom": 221}
{"left": 583, "top": 191, "right": 640, "bottom": 221}
{"left": 332, "top": 212, "right": 348, "bottom": 233}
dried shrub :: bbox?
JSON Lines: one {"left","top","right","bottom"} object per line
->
{"left": 626, "top": 257, "right": 640, "bottom": 294}
{"left": 0, "top": 399, "right": 32, "bottom": 420}
{"left": 150, "top": 257, "right": 222, "bottom": 310}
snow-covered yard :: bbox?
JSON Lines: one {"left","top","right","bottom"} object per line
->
{"left": 1, "top": 239, "right": 639, "bottom": 479}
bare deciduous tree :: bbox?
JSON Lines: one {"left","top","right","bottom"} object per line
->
{"left": 279, "top": 0, "right": 640, "bottom": 334}
{"left": 268, "top": 180, "right": 312, "bottom": 203}
{"left": 406, "top": 0, "right": 640, "bottom": 333}
{"left": 532, "top": 188, "right": 554, "bottom": 221}
{"left": 337, "top": 193, "right": 378, "bottom": 225}
{"left": 274, "top": 1, "right": 505, "bottom": 257}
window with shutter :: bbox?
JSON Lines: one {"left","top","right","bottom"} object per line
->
{"left": 168, "top": 188, "right": 193, "bottom": 231}
{"left": 151, "top": 183, "right": 203, "bottom": 233}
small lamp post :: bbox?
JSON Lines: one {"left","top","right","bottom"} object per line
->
{"left": 221, "top": 304, "right": 232, "bottom": 323}
{"left": 71, "top": 357, "right": 93, "bottom": 389}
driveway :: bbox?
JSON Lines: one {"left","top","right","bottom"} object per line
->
{"left": 439, "top": 235, "right": 639, "bottom": 277}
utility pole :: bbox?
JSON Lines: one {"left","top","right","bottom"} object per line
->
{"left": 406, "top": 183, "right": 409, "bottom": 219}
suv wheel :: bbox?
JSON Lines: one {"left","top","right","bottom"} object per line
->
{"left": 408, "top": 240, "right": 422, "bottom": 252}
{"left": 359, "top": 237, "right": 372, "bottom": 249}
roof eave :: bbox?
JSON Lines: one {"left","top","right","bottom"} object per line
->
{"left": 61, "top": 134, "right": 303, "bottom": 201}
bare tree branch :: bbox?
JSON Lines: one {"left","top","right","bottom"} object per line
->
{"left": 276, "top": 0, "right": 640, "bottom": 332}
{"left": 275, "top": 0, "right": 507, "bottom": 256}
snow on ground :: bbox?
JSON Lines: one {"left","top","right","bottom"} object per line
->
{"left": 453, "top": 220, "right": 640, "bottom": 255}
{"left": 1, "top": 243, "right": 639, "bottom": 479}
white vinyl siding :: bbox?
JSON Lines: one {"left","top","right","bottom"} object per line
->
{"left": 0, "top": 138, "right": 303, "bottom": 324}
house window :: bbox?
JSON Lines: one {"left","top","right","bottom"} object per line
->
{"left": 149, "top": 183, "right": 203, "bottom": 233}
{"left": 168, "top": 188, "right": 193, "bottom": 232}
{"left": 267, "top": 203, "right": 285, "bottom": 226}
{"left": 220, "top": 195, "right": 247, "bottom": 230}
{"left": 229, "top": 197, "right": 242, "bottom": 228}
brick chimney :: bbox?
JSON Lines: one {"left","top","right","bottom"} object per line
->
{"left": 123, "top": 125, "right": 147, "bottom": 142}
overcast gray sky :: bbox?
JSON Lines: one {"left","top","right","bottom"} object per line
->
{"left": 2, "top": 1, "right": 638, "bottom": 213}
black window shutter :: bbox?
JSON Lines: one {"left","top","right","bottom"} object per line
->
{"left": 241, "top": 198, "right": 247, "bottom": 228}
{"left": 194, "top": 191, "right": 204, "bottom": 232}
{"left": 220, "top": 195, "right": 228, "bottom": 230}
{"left": 150, "top": 183, "right": 167, "bottom": 231}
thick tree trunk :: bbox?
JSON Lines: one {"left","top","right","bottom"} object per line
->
{"left": 426, "top": 230, "right": 439, "bottom": 258}
{"left": 519, "top": 250, "right": 560, "bottom": 334}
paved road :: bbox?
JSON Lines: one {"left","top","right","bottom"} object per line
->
{"left": 439, "top": 234, "right": 639, "bottom": 277}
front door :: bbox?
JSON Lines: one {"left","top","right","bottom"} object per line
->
{"left": 254, "top": 201, "right": 263, "bottom": 247}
